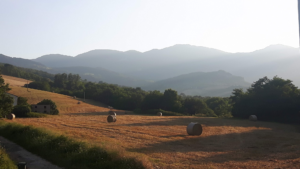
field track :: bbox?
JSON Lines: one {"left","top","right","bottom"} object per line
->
{"left": 2, "top": 75, "right": 300, "bottom": 169}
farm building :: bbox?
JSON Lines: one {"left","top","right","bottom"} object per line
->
{"left": 5, "top": 93, "right": 18, "bottom": 106}
{"left": 31, "top": 105, "right": 51, "bottom": 113}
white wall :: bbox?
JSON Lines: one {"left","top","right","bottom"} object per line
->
{"left": 5, "top": 93, "right": 18, "bottom": 106}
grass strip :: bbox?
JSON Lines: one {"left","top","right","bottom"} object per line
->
{"left": 0, "top": 121, "right": 145, "bottom": 169}
{"left": 0, "top": 146, "right": 17, "bottom": 169}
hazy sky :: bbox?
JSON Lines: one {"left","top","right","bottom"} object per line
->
{"left": 0, "top": 0, "right": 298, "bottom": 59}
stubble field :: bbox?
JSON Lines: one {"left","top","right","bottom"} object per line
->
{"left": 3, "top": 75, "right": 300, "bottom": 169}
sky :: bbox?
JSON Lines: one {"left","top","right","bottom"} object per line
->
{"left": 0, "top": 0, "right": 299, "bottom": 59}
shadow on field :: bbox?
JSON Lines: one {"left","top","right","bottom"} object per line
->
{"left": 127, "top": 129, "right": 300, "bottom": 163}
{"left": 64, "top": 111, "right": 133, "bottom": 116}
{"left": 117, "top": 116, "right": 299, "bottom": 132}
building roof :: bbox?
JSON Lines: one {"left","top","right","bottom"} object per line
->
{"left": 5, "top": 92, "right": 18, "bottom": 98}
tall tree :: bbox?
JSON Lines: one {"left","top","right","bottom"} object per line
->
{"left": 0, "top": 75, "right": 13, "bottom": 117}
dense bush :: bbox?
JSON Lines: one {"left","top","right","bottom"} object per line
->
{"left": 205, "top": 97, "right": 232, "bottom": 117}
{"left": 0, "top": 146, "right": 17, "bottom": 169}
{"left": 37, "top": 99, "right": 59, "bottom": 115}
{"left": 230, "top": 76, "right": 300, "bottom": 123}
{"left": 12, "top": 105, "right": 31, "bottom": 117}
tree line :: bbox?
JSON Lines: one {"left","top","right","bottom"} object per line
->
{"left": 0, "top": 63, "right": 54, "bottom": 82}
{"left": 24, "top": 73, "right": 232, "bottom": 117}
{"left": 2, "top": 63, "right": 299, "bottom": 124}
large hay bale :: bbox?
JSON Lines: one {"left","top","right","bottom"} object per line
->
{"left": 107, "top": 115, "right": 117, "bottom": 123}
{"left": 157, "top": 112, "right": 162, "bottom": 116}
{"left": 108, "top": 111, "right": 116, "bottom": 116}
{"left": 249, "top": 115, "right": 257, "bottom": 121}
{"left": 7, "top": 113, "right": 15, "bottom": 120}
{"left": 187, "top": 122, "right": 202, "bottom": 136}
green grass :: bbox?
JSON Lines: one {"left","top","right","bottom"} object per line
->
{"left": 0, "top": 121, "right": 145, "bottom": 169}
{"left": 134, "top": 109, "right": 184, "bottom": 116}
{"left": 26, "top": 112, "right": 47, "bottom": 118}
{"left": 0, "top": 146, "right": 17, "bottom": 169}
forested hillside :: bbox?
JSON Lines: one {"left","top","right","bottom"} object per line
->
{"left": 142, "top": 70, "right": 250, "bottom": 97}
{"left": 0, "top": 63, "right": 54, "bottom": 81}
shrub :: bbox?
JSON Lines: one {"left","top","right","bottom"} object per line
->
{"left": 12, "top": 105, "right": 31, "bottom": 117}
{"left": 27, "top": 112, "right": 47, "bottom": 118}
{"left": 134, "top": 109, "right": 184, "bottom": 116}
{"left": 37, "top": 99, "right": 59, "bottom": 115}
{"left": 0, "top": 146, "right": 17, "bottom": 169}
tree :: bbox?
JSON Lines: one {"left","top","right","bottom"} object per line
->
{"left": 0, "top": 75, "right": 13, "bottom": 118}
{"left": 183, "top": 97, "right": 216, "bottom": 117}
{"left": 37, "top": 99, "right": 59, "bottom": 115}
{"left": 17, "top": 97, "right": 29, "bottom": 106}
{"left": 231, "top": 76, "right": 300, "bottom": 123}
{"left": 162, "top": 89, "right": 182, "bottom": 112}
{"left": 141, "top": 90, "right": 163, "bottom": 110}
{"left": 206, "top": 97, "right": 232, "bottom": 117}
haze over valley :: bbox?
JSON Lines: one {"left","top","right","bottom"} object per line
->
{"left": 1, "top": 44, "right": 299, "bottom": 96}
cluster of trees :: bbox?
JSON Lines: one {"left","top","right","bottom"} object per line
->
{"left": 0, "top": 64, "right": 232, "bottom": 117}
{"left": 230, "top": 76, "right": 300, "bottom": 124}
{"left": 0, "top": 66, "right": 59, "bottom": 117}
{"left": 3, "top": 62, "right": 300, "bottom": 124}
{"left": 26, "top": 73, "right": 231, "bottom": 117}
{"left": 12, "top": 97, "right": 59, "bottom": 117}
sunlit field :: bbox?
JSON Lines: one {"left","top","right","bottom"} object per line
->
{"left": 3, "top": 75, "right": 300, "bottom": 169}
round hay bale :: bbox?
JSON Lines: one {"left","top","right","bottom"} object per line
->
{"left": 78, "top": 101, "right": 81, "bottom": 104}
{"left": 108, "top": 111, "right": 116, "bottom": 116}
{"left": 107, "top": 115, "right": 117, "bottom": 123}
{"left": 186, "top": 122, "right": 202, "bottom": 136}
{"left": 157, "top": 112, "right": 162, "bottom": 116}
{"left": 7, "top": 113, "right": 15, "bottom": 120}
{"left": 249, "top": 115, "right": 257, "bottom": 121}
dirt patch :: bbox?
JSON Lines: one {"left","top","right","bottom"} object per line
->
{"left": 0, "top": 136, "right": 63, "bottom": 169}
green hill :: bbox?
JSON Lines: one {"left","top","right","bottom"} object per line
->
{"left": 142, "top": 70, "right": 250, "bottom": 97}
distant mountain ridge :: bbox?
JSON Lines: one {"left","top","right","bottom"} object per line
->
{"left": 0, "top": 54, "right": 47, "bottom": 70}
{"left": 33, "top": 44, "right": 228, "bottom": 72}
{"left": 141, "top": 70, "right": 250, "bottom": 97}
{"left": 2, "top": 44, "right": 300, "bottom": 96}
{"left": 0, "top": 54, "right": 151, "bottom": 87}
{"left": 32, "top": 44, "right": 300, "bottom": 87}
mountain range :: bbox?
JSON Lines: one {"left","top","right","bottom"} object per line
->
{"left": 1, "top": 44, "right": 299, "bottom": 97}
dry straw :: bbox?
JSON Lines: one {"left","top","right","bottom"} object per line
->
{"left": 249, "top": 115, "right": 257, "bottom": 121}
{"left": 107, "top": 115, "right": 117, "bottom": 123}
{"left": 186, "top": 122, "right": 202, "bottom": 136}
{"left": 7, "top": 113, "right": 15, "bottom": 120}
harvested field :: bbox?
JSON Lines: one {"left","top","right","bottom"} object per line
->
{"left": 2, "top": 75, "right": 32, "bottom": 87}
{"left": 8, "top": 115, "right": 300, "bottom": 169}
{"left": 3, "top": 75, "right": 300, "bottom": 169}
